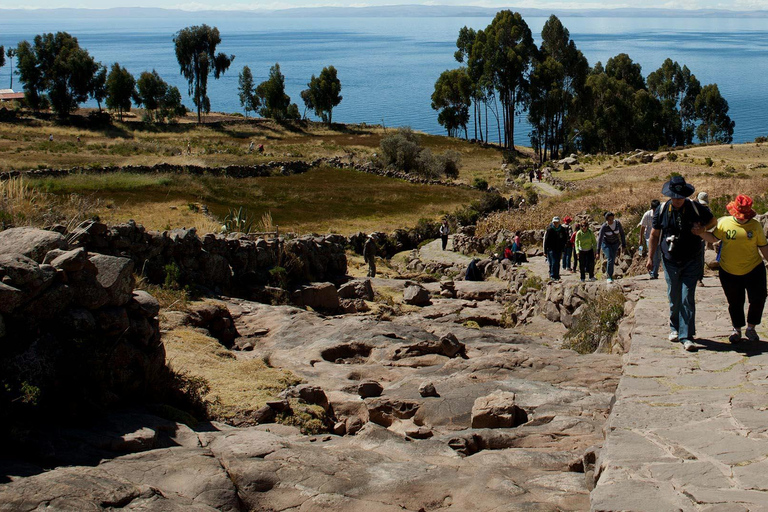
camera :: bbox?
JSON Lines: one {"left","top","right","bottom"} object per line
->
{"left": 666, "top": 235, "right": 678, "bottom": 254}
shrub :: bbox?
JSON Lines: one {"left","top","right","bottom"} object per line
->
{"left": 704, "top": 157, "right": 714, "bottom": 167}
{"left": 472, "top": 177, "right": 488, "bottom": 191}
{"left": 437, "top": 150, "right": 461, "bottom": 178}
{"left": 379, "top": 127, "right": 421, "bottom": 173}
{"left": 755, "top": 136, "right": 768, "bottom": 144}
{"left": 563, "top": 287, "right": 625, "bottom": 354}
{"left": 666, "top": 152, "right": 678, "bottom": 162}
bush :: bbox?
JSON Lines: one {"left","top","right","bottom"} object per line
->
{"left": 666, "top": 152, "right": 678, "bottom": 162}
{"left": 437, "top": 150, "right": 461, "bottom": 178}
{"left": 379, "top": 128, "right": 462, "bottom": 179}
{"left": 755, "top": 136, "right": 768, "bottom": 144}
{"left": 380, "top": 127, "right": 421, "bottom": 173}
{"left": 704, "top": 157, "right": 714, "bottom": 167}
{"left": 472, "top": 177, "right": 489, "bottom": 191}
{"left": 563, "top": 287, "right": 625, "bottom": 354}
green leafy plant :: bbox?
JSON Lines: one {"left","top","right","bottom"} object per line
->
{"left": 223, "top": 206, "right": 255, "bottom": 234}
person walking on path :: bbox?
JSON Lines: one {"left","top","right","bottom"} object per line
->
{"left": 639, "top": 199, "right": 662, "bottom": 279}
{"left": 695, "top": 194, "right": 768, "bottom": 343}
{"left": 439, "top": 220, "right": 450, "bottom": 251}
{"left": 597, "top": 212, "right": 626, "bottom": 283}
{"left": 529, "top": 168, "right": 534, "bottom": 183}
{"left": 562, "top": 216, "right": 574, "bottom": 272}
{"left": 570, "top": 228, "right": 579, "bottom": 274}
{"left": 647, "top": 176, "right": 715, "bottom": 352}
{"left": 543, "top": 216, "right": 568, "bottom": 281}
{"left": 363, "top": 234, "right": 378, "bottom": 278}
{"left": 575, "top": 221, "right": 597, "bottom": 282}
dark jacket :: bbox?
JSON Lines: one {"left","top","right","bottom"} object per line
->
{"left": 363, "top": 239, "right": 377, "bottom": 261}
{"left": 543, "top": 224, "right": 568, "bottom": 253}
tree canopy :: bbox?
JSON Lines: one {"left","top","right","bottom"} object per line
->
{"left": 256, "top": 63, "right": 299, "bottom": 121}
{"left": 431, "top": 67, "right": 472, "bottom": 138}
{"left": 173, "top": 25, "right": 234, "bottom": 124}
{"left": 105, "top": 63, "right": 135, "bottom": 121}
{"left": 301, "top": 66, "right": 342, "bottom": 124}
{"left": 15, "top": 32, "right": 101, "bottom": 116}
{"left": 238, "top": 66, "right": 259, "bottom": 118}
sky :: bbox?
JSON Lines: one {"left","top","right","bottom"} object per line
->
{"left": 1, "top": 0, "right": 767, "bottom": 11}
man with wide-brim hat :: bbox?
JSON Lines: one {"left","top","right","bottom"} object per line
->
{"left": 647, "top": 175, "right": 716, "bottom": 352}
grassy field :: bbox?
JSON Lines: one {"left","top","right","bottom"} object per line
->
{"left": 26, "top": 166, "right": 481, "bottom": 234}
{"left": 0, "top": 113, "right": 504, "bottom": 234}
{"left": 0, "top": 112, "right": 510, "bottom": 186}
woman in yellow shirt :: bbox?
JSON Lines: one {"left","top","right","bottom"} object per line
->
{"left": 697, "top": 195, "right": 768, "bottom": 343}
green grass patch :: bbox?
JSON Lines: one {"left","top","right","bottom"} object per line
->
{"left": 563, "top": 287, "right": 625, "bottom": 354}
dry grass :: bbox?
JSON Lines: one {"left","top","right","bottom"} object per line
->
{"left": 163, "top": 326, "right": 301, "bottom": 421}
{"left": 0, "top": 175, "right": 100, "bottom": 229}
{"left": 480, "top": 144, "right": 768, "bottom": 235}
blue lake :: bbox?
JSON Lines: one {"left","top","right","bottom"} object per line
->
{"left": 1, "top": 14, "right": 767, "bottom": 145}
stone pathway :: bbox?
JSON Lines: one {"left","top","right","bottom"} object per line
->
{"left": 417, "top": 236, "right": 473, "bottom": 266}
{"left": 591, "top": 275, "right": 768, "bottom": 511}
{"left": 533, "top": 180, "right": 564, "bottom": 197}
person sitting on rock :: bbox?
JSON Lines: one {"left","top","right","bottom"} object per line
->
{"left": 695, "top": 194, "right": 768, "bottom": 343}
{"left": 465, "top": 258, "right": 482, "bottom": 281}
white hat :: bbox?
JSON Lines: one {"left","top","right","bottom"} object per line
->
{"left": 552, "top": 216, "right": 561, "bottom": 223}
{"left": 697, "top": 192, "right": 709, "bottom": 205}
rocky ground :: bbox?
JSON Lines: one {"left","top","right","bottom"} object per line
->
{"left": 0, "top": 241, "right": 628, "bottom": 511}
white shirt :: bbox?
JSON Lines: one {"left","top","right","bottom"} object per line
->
{"left": 639, "top": 209, "right": 654, "bottom": 242}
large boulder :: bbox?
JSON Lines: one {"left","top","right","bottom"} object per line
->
{"left": 292, "top": 282, "right": 340, "bottom": 311}
{"left": 403, "top": 283, "right": 431, "bottom": 306}
{"left": 0, "top": 227, "right": 67, "bottom": 263}
{"left": 471, "top": 390, "right": 528, "bottom": 429}
{"left": 338, "top": 279, "right": 374, "bottom": 301}
{"left": 89, "top": 254, "right": 135, "bottom": 306}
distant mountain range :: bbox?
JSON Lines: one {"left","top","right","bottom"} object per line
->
{"left": 1, "top": 5, "right": 767, "bottom": 18}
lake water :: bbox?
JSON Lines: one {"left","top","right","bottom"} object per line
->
{"left": 1, "top": 14, "right": 767, "bottom": 145}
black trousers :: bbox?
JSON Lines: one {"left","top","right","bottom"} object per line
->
{"left": 441, "top": 235, "right": 448, "bottom": 250}
{"left": 719, "top": 263, "right": 768, "bottom": 328}
{"left": 579, "top": 250, "right": 595, "bottom": 280}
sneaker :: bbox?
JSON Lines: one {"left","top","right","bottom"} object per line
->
{"left": 669, "top": 330, "right": 679, "bottom": 342}
{"left": 589, "top": 277, "right": 597, "bottom": 282}
{"left": 580, "top": 278, "right": 585, "bottom": 282}
{"left": 682, "top": 340, "right": 697, "bottom": 352}
{"left": 729, "top": 328, "right": 742, "bottom": 343}
{"left": 745, "top": 328, "right": 760, "bottom": 342}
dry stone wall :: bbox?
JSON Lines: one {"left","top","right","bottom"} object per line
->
{"left": 0, "top": 228, "right": 164, "bottom": 413}
{"left": 71, "top": 220, "right": 347, "bottom": 295}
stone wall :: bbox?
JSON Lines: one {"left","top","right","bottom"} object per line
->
{"left": 0, "top": 161, "right": 313, "bottom": 181}
{"left": 71, "top": 220, "right": 347, "bottom": 296}
{"left": 0, "top": 227, "right": 164, "bottom": 412}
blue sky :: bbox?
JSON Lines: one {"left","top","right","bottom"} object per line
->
{"left": 1, "top": 0, "right": 767, "bottom": 10}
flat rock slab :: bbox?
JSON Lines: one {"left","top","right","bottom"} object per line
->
{"left": 591, "top": 276, "right": 768, "bottom": 510}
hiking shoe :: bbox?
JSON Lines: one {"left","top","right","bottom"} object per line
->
{"left": 607, "top": 278, "right": 613, "bottom": 283}
{"left": 745, "top": 328, "right": 760, "bottom": 342}
{"left": 589, "top": 277, "right": 597, "bottom": 282}
{"left": 580, "top": 278, "right": 585, "bottom": 282}
{"left": 669, "top": 330, "right": 679, "bottom": 342}
{"left": 729, "top": 328, "right": 742, "bottom": 343}
{"left": 682, "top": 340, "right": 697, "bottom": 352}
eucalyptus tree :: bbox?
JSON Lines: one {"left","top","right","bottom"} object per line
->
{"left": 695, "top": 84, "right": 734, "bottom": 143}
{"left": 173, "top": 25, "right": 234, "bottom": 124}
{"left": 238, "top": 65, "right": 259, "bottom": 118}
{"left": 15, "top": 32, "right": 99, "bottom": 116}
{"left": 105, "top": 63, "right": 135, "bottom": 121}
{"left": 301, "top": 66, "right": 342, "bottom": 124}
{"left": 482, "top": 10, "right": 537, "bottom": 149}
{"left": 431, "top": 67, "right": 472, "bottom": 138}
